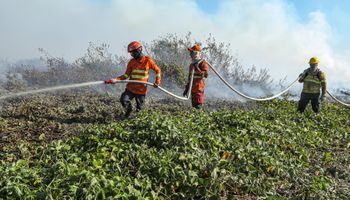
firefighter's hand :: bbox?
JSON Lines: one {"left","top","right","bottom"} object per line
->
{"left": 320, "top": 95, "right": 326, "bottom": 102}
{"left": 104, "top": 79, "right": 115, "bottom": 84}
{"left": 183, "top": 83, "right": 190, "bottom": 97}
{"left": 183, "top": 89, "right": 189, "bottom": 97}
{"left": 299, "top": 74, "right": 306, "bottom": 82}
{"left": 300, "top": 70, "right": 308, "bottom": 77}
{"left": 153, "top": 83, "right": 159, "bottom": 88}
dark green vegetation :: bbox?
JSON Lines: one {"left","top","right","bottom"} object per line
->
{"left": 1, "top": 32, "right": 349, "bottom": 199}
{"left": 0, "top": 94, "right": 349, "bottom": 199}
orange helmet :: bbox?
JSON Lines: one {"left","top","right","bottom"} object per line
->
{"left": 188, "top": 44, "right": 202, "bottom": 52}
{"left": 128, "top": 41, "right": 142, "bottom": 53}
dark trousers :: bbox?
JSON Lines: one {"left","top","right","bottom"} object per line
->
{"left": 298, "top": 92, "right": 320, "bottom": 113}
{"left": 120, "top": 90, "right": 146, "bottom": 115}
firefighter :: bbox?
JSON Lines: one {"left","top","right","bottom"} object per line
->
{"left": 183, "top": 44, "right": 209, "bottom": 109}
{"left": 104, "top": 41, "right": 161, "bottom": 118}
{"left": 297, "top": 57, "right": 327, "bottom": 113}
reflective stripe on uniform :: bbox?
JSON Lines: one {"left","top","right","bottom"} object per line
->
{"left": 131, "top": 75, "right": 149, "bottom": 79}
{"left": 193, "top": 72, "right": 204, "bottom": 79}
{"left": 131, "top": 69, "right": 149, "bottom": 79}
{"left": 304, "top": 77, "right": 321, "bottom": 84}
{"left": 303, "top": 75, "right": 322, "bottom": 93}
{"left": 132, "top": 69, "right": 148, "bottom": 73}
{"left": 156, "top": 73, "right": 161, "bottom": 77}
{"left": 123, "top": 74, "right": 129, "bottom": 78}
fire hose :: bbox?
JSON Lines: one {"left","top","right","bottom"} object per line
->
{"left": 0, "top": 70, "right": 195, "bottom": 101}
{"left": 326, "top": 91, "right": 350, "bottom": 107}
{"left": 207, "top": 61, "right": 350, "bottom": 106}
{"left": 207, "top": 62, "right": 300, "bottom": 101}
{"left": 114, "top": 69, "right": 195, "bottom": 101}
{"left": 0, "top": 62, "right": 349, "bottom": 107}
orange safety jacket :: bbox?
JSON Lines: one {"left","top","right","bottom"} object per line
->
{"left": 188, "top": 59, "right": 209, "bottom": 93}
{"left": 116, "top": 56, "right": 161, "bottom": 95}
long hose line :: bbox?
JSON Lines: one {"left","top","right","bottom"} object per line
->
{"left": 1, "top": 64, "right": 349, "bottom": 107}
{"left": 207, "top": 62, "right": 300, "bottom": 101}
{"left": 326, "top": 90, "right": 350, "bottom": 107}
{"left": 114, "top": 69, "right": 195, "bottom": 101}
{"left": 0, "top": 70, "right": 195, "bottom": 101}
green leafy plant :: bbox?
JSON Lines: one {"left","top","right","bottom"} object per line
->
{"left": 1, "top": 97, "right": 349, "bottom": 199}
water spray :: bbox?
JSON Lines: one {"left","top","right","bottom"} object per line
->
{"left": 0, "top": 81, "right": 104, "bottom": 100}
{"left": 0, "top": 63, "right": 349, "bottom": 107}
{"left": 0, "top": 70, "right": 196, "bottom": 101}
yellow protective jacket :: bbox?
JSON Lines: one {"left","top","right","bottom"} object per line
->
{"left": 300, "top": 68, "right": 326, "bottom": 94}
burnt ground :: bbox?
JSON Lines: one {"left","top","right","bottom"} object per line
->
{"left": 0, "top": 91, "right": 257, "bottom": 152}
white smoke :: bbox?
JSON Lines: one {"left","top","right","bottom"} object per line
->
{"left": 0, "top": 0, "right": 349, "bottom": 88}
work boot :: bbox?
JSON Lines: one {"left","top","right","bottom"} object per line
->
{"left": 124, "top": 106, "right": 132, "bottom": 119}
{"left": 194, "top": 104, "right": 203, "bottom": 110}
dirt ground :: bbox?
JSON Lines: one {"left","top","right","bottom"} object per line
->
{"left": 0, "top": 91, "right": 256, "bottom": 152}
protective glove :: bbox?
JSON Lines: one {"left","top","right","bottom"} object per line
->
{"left": 320, "top": 95, "right": 326, "bottom": 102}
{"left": 298, "top": 70, "right": 308, "bottom": 82}
{"left": 104, "top": 79, "right": 116, "bottom": 84}
{"left": 153, "top": 83, "right": 159, "bottom": 88}
{"left": 183, "top": 84, "right": 189, "bottom": 97}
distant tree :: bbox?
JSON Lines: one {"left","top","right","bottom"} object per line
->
{"left": 2, "top": 33, "right": 273, "bottom": 95}
{"left": 145, "top": 32, "right": 273, "bottom": 91}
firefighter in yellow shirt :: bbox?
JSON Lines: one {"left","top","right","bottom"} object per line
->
{"left": 297, "top": 57, "right": 327, "bottom": 113}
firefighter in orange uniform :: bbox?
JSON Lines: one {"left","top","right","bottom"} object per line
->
{"left": 104, "top": 41, "right": 161, "bottom": 117}
{"left": 183, "top": 44, "right": 209, "bottom": 109}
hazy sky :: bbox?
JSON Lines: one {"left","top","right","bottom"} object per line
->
{"left": 1, "top": 0, "right": 350, "bottom": 84}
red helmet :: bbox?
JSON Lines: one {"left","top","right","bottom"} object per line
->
{"left": 127, "top": 41, "right": 142, "bottom": 53}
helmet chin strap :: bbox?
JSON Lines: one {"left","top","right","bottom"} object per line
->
{"left": 191, "top": 51, "right": 201, "bottom": 63}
